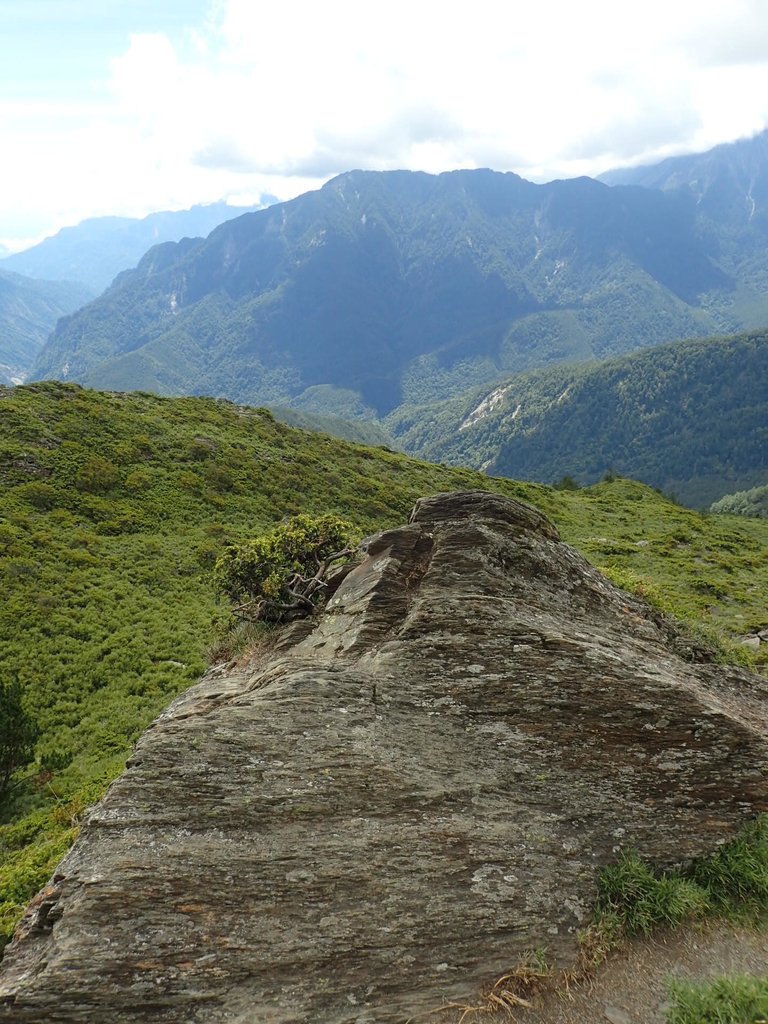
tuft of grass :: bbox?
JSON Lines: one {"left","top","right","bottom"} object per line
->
{"left": 688, "top": 816, "right": 768, "bottom": 920}
{"left": 597, "top": 851, "right": 710, "bottom": 935}
{"left": 666, "top": 975, "right": 768, "bottom": 1024}
{"left": 420, "top": 950, "right": 551, "bottom": 1023}
{"left": 596, "top": 815, "right": 768, "bottom": 943}
{"left": 205, "top": 619, "right": 278, "bottom": 666}
{"left": 570, "top": 912, "right": 624, "bottom": 976}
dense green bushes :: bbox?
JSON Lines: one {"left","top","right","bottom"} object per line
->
{"left": 711, "top": 483, "right": 768, "bottom": 518}
{"left": 1, "top": 382, "right": 768, "bottom": 952}
{"left": 0, "top": 681, "right": 38, "bottom": 800}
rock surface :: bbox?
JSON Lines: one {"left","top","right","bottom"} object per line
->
{"left": 3, "top": 490, "right": 768, "bottom": 1023}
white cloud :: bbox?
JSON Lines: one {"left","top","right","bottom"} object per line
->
{"left": 4, "top": 0, "right": 768, "bottom": 246}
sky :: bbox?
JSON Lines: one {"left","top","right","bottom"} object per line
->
{"left": 3, "top": 0, "right": 768, "bottom": 251}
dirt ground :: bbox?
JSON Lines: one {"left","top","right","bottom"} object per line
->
{"left": 433, "top": 920, "right": 768, "bottom": 1024}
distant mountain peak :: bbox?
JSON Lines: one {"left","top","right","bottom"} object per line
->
{"left": 0, "top": 200, "right": 272, "bottom": 293}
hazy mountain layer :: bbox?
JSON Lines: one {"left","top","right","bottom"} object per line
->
{"left": 0, "top": 270, "right": 93, "bottom": 385}
{"left": 2, "top": 202, "right": 265, "bottom": 293}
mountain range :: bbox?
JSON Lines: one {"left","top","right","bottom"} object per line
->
{"left": 21, "top": 129, "right": 768, "bottom": 504}
{"left": 1, "top": 201, "right": 268, "bottom": 293}
{"left": 31, "top": 166, "right": 736, "bottom": 409}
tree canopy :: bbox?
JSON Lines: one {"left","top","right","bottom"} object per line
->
{"left": 0, "top": 680, "right": 38, "bottom": 800}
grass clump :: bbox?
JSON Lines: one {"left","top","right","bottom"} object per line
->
{"left": 597, "top": 815, "right": 768, "bottom": 942}
{"left": 424, "top": 950, "right": 551, "bottom": 1022}
{"left": 667, "top": 975, "right": 768, "bottom": 1023}
{"left": 688, "top": 816, "right": 768, "bottom": 919}
{"left": 597, "top": 851, "right": 710, "bottom": 935}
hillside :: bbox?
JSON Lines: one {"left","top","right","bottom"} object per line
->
{"left": 388, "top": 329, "right": 768, "bottom": 507}
{"left": 30, "top": 168, "right": 731, "bottom": 413}
{"left": 4, "top": 489, "right": 768, "bottom": 1022}
{"left": 268, "top": 405, "right": 395, "bottom": 446}
{"left": 1, "top": 382, "right": 768, "bottom": 954}
{"left": 601, "top": 130, "right": 768, "bottom": 326}
{"left": 599, "top": 129, "right": 768, "bottom": 230}
{"left": 0, "top": 270, "right": 93, "bottom": 385}
{"left": 1, "top": 202, "right": 264, "bottom": 293}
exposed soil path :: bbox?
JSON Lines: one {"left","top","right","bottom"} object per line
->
{"left": 496, "top": 921, "right": 768, "bottom": 1024}
{"left": 424, "top": 921, "right": 768, "bottom": 1024}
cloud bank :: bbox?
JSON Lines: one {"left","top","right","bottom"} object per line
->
{"left": 4, "top": 0, "right": 768, "bottom": 245}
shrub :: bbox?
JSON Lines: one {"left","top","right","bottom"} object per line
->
{"left": 74, "top": 457, "right": 119, "bottom": 494}
{"left": 15, "top": 482, "right": 57, "bottom": 510}
{"left": 0, "top": 680, "right": 39, "bottom": 800}
{"left": 553, "top": 475, "right": 581, "bottom": 491}
{"left": 213, "top": 513, "right": 355, "bottom": 622}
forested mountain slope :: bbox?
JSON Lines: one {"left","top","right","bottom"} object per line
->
{"left": 388, "top": 329, "right": 768, "bottom": 507}
{"left": 31, "top": 168, "right": 732, "bottom": 413}
{"left": 0, "top": 270, "right": 93, "bottom": 385}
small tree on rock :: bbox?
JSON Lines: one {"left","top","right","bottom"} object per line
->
{"left": 0, "top": 679, "right": 39, "bottom": 800}
{"left": 214, "top": 513, "right": 356, "bottom": 623}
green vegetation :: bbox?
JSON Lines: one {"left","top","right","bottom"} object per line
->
{"left": 0, "top": 681, "right": 39, "bottom": 799}
{"left": 388, "top": 329, "right": 768, "bottom": 508}
{"left": 712, "top": 484, "right": 768, "bottom": 518}
{"left": 214, "top": 513, "right": 355, "bottom": 622}
{"left": 1, "top": 382, "right": 768, "bottom": 951}
{"left": 598, "top": 851, "right": 710, "bottom": 936}
{"left": 596, "top": 816, "right": 768, "bottom": 939}
{"left": 667, "top": 976, "right": 768, "bottom": 1023}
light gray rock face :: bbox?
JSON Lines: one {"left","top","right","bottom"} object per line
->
{"left": 3, "top": 490, "right": 768, "bottom": 1023}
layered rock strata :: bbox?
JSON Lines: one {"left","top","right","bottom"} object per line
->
{"left": 2, "top": 490, "right": 768, "bottom": 1023}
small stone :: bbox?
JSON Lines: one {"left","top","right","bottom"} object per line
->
{"left": 604, "top": 1006, "right": 632, "bottom": 1024}
{"left": 741, "top": 634, "right": 762, "bottom": 648}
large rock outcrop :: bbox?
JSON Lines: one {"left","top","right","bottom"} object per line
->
{"left": 2, "top": 491, "right": 768, "bottom": 1023}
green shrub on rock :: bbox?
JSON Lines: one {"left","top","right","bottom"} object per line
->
{"left": 213, "top": 513, "right": 355, "bottom": 623}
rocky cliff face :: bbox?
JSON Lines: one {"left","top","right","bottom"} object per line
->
{"left": 3, "top": 491, "right": 768, "bottom": 1023}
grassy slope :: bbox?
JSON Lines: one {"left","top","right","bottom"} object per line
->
{"left": 1, "top": 381, "right": 767, "bottom": 948}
